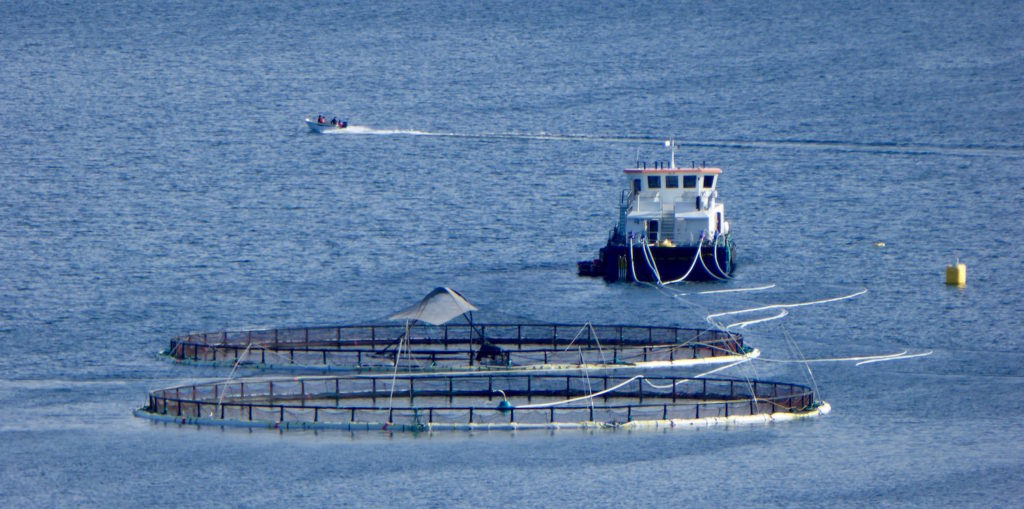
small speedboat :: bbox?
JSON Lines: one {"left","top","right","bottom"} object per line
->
{"left": 305, "top": 117, "right": 348, "bottom": 133}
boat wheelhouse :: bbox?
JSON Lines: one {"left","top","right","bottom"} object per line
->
{"left": 580, "top": 145, "right": 736, "bottom": 283}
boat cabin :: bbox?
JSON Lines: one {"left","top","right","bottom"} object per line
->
{"left": 620, "top": 164, "right": 729, "bottom": 247}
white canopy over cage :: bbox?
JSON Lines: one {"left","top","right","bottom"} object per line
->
{"left": 387, "top": 287, "right": 478, "bottom": 326}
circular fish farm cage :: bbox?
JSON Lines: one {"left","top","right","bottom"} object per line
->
{"left": 163, "top": 322, "right": 756, "bottom": 372}
{"left": 135, "top": 372, "right": 828, "bottom": 432}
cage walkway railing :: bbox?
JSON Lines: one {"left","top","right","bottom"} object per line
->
{"left": 165, "top": 322, "right": 747, "bottom": 368}
{"left": 141, "top": 374, "right": 816, "bottom": 428}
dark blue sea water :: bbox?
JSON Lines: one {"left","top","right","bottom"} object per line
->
{"left": 2, "top": 1, "right": 1023, "bottom": 506}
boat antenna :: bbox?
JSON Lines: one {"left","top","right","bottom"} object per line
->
{"left": 635, "top": 146, "right": 641, "bottom": 168}
{"left": 665, "top": 139, "right": 676, "bottom": 169}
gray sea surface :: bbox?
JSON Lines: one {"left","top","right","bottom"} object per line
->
{"left": 1, "top": 1, "right": 1022, "bottom": 507}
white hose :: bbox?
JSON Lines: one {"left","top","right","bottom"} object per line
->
{"left": 725, "top": 309, "right": 789, "bottom": 329}
{"left": 696, "top": 240, "right": 728, "bottom": 281}
{"left": 711, "top": 233, "right": 732, "bottom": 279}
{"left": 705, "top": 288, "right": 868, "bottom": 322}
{"left": 514, "top": 375, "right": 644, "bottom": 409}
{"left": 659, "top": 233, "right": 705, "bottom": 285}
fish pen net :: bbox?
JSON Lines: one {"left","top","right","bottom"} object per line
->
{"left": 163, "top": 322, "right": 751, "bottom": 371}
{"left": 138, "top": 372, "right": 825, "bottom": 431}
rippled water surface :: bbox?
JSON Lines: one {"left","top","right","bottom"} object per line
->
{"left": 1, "top": 1, "right": 1023, "bottom": 506}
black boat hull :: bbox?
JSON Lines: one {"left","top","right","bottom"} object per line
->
{"left": 579, "top": 238, "right": 736, "bottom": 283}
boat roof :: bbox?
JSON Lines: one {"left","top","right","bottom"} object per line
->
{"left": 624, "top": 167, "right": 722, "bottom": 174}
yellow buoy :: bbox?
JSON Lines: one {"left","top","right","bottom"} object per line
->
{"left": 945, "top": 261, "right": 966, "bottom": 286}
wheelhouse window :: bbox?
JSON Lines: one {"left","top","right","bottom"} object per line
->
{"left": 632, "top": 178, "right": 642, "bottom": 193}
{"left": 647, "top": 175, "right": 661, "bottom": 189}
{"left": 665, "top": 175, "right": 679, "bottom": 188}
{"left": 683, "top": 175, "right": 697, "bottom": 188}
{"left": 703, "top": 175, "right": 715, "bottom": 188}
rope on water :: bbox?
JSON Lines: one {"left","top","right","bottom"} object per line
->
{"left": 754, "top": 350, "right": 933, "bottom": 365}
{"left": 724, "top": 309, "right": 789, "bottom": 329}
{"left": 705, "top": 288, "right": 868, "bottom": 322}
{"left": 855, "top": 350, "right": 933, "bottom": 365}
{"left": 694, "top": 283, "right": 776, "bottom": 295}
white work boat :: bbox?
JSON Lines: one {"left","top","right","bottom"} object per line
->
{"left": 579, "top": 141, "right": 736, "bottom": 283}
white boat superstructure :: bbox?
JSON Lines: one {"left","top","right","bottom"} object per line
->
{"left": 621, "top": 163, "right": 729, "bottom": 248}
